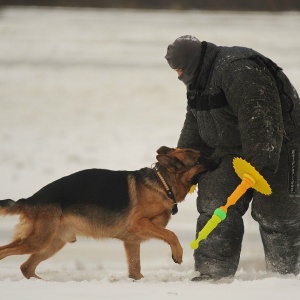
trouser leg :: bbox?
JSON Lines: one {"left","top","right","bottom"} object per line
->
{"left": 258, "top": 226, "right": 300, "bottom": 275}
{"left": 195, "top": 155, "right": 252, "bottom": 278}
{"left": 252, "top": 142, "right": 300, "bottom": 275}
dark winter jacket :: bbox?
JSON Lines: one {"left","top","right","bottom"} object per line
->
{"left": 177, "top": 42, "right": 300, "bottom": 172}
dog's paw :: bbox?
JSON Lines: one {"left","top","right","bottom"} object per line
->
{"left": 172, "top": 253, "right": 183, "bottom": 264}
{"left": 171, "top": 244, "right": 183, "bottom": 264}
{"left": 129, "top": 273, "right": 144, "bottom": 280}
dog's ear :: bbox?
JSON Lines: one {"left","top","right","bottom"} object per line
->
{"left": 156, "top": 146, "right": 175, "bottom": 155}
{"left": 156, "top": 154, "right": 185, "bottom": 173}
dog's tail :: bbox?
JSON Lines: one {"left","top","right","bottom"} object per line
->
{"left": 0, "top": 199, "right": 22, "bottom": 216}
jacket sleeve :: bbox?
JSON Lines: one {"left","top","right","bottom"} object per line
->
{"left": 222, "top": 59, "right": 284, "bottom": 172}
{"left": 177, "top": 106, "right": 214, "bottom": 156}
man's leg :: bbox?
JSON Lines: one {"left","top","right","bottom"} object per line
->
{"left": 194, "top": 155, "right": 253, "bottom": 280}
{"left": 252, "top": 143, "right": 300, "bottom": 275}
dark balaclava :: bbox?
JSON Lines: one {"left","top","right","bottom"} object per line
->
{"left": 165, "top": 35, "right": 202, "bottom": 87}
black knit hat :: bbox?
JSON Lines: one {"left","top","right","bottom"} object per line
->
{"left": 165, "top": 35, "right": 202, "bottom": 86}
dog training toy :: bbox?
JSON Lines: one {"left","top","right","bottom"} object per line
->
{"left": 190, "top": 157, "right": 272, "bottom": 250}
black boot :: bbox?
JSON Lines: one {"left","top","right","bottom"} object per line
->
{"left": 191, "top": 274, "right": 214, "bottom": 282}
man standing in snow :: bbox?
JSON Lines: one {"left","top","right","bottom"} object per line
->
{"left": 165, "top": 35, "right": 300, "bottom": 281}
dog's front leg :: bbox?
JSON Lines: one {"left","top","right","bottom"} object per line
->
{"left": 129, "top": 218, "right": 183, "bottom": 264}
{"left": 123, "top": 241, "right": 143, "bottom": 280}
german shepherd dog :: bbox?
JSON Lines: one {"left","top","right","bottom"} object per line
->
{"left": 0, "top": 146, "right": 216, "bottom": 280}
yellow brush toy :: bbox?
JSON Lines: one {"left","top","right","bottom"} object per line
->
{"left": 190, "top": 157, "right": 272, "bottom": 250}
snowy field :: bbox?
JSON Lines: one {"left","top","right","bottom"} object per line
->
{"left": 0, "top": 6, "right": 300, "bottom": 299}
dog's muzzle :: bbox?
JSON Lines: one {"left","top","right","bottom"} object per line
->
{"left": 191, "top": 173, "right": 201, "bottom": 185}
{"left": 197, "top": 156, "right": 219, "bottom": 170}
{"left": 191, "top": 157, "right": 219, "bottom": 184}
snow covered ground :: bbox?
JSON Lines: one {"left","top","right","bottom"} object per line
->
{"left": 0, "top": 6, "right": 300, "bottom": 299}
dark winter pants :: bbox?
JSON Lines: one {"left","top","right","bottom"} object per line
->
{"left": 195, "top": 142, "right": 300, "bottom": 278}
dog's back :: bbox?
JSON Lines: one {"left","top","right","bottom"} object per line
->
{"left": 0, "top": 169, "right": 133, "bottom": 216}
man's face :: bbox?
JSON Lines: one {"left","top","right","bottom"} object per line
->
{"left": 175, "top": 69, "right": 183, "bottom": 77}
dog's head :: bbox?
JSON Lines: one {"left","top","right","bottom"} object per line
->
{"left": 156, "top": 146, "right": 217, "bottom": 183}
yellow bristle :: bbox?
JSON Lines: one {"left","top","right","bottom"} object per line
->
{"left": 189, "top": 185, "right": 197, "bottom": 194}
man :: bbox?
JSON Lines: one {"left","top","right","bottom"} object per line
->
{"left": 165, "top": 35, "right": 300, "bottom": 281}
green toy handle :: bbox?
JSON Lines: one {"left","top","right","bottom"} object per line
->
{"left": 190, "top": 208, "right": 227, "bottom": 250}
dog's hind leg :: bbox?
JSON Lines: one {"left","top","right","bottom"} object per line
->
{"left": 20, "top": 238, "right": 66, "bottom": 279}
{"left": 0, "top": 220, "right": 35, "bottom": 260}
{"left": 0, "top": 239, "right": 26, "bottom": 259}
{"left": 0, "top": 206, "right": 61, "bottom": 261}
{"left": 123, "top": 241, "right": 143, "bottom": 280}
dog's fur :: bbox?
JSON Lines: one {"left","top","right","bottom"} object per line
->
{"left": 0, "top": 146, "right": 215, "bottom": 280}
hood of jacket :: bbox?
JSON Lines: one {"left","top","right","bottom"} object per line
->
{"left": 165, "top": 35, "right": 203, "bottom": 87}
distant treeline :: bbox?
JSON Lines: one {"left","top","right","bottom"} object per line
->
{"left": 0, "top": 0, "right": 300, "bottom": 11}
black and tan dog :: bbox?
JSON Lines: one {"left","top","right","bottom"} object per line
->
{"left": 0, "top": 146, "right": 216, "bottom": 280}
